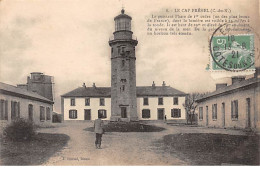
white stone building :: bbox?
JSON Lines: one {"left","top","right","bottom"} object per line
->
{"left": 0, "top": 82, "right": 54, "bottom": 125}
{"left": 61, "top": 82, "right": 187, "bottom": 121}
{"left": 196, "top": 73, "right": 260, "bottom": 130}
{"left": 61, "top": 10, "right": 187, "bottom": 122}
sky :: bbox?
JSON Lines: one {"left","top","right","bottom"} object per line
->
{"left": 0, "top": 0, "right": 259, "bottom": 113}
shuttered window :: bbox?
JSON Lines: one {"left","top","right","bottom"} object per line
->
{"left": 173, "top": 97, "right": 178, "bottom": 105}
{"left": 46, "top": 107, "right": 51, "bottom": 120}
{"left": 212, "top": 104, "right": 217, "bottom": 120}
{"left": 69, "top": 110, "right": 77, "bottom": 119}
{"left": 231, "top": 100, "right": 238, "bottom": 120}
{"left": 11, "top": 101, "right": 20, "bottom": 120}
{"left": 158, "top": 97, "right": 163, "bottom": 105}
{"left": 143, "top": 98, "right": 149, "bottom": 105}
{"left": 100, "top": 98, "right": 105, "bottom": 106}
{"left": 142, "top": 109, "right": 150, "bottom": 118}
{"left": 85, "top": 98, "right": 90, "bottom": 106}
{"left": 70, "top": 98, "right": 75, "bottom": 106}
{"left": 199, "top": 107, "right": 203, "bottom": 120}
{"left": 40, "top": 106, "right": 45, "bottom": 121}
{"left": 98, "top": 110, "right": 107, "bottom": 118}
{"left": 171, "top": 109, "right": 181, "bottom": 118}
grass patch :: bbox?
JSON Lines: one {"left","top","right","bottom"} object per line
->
{"left": 159, "top": 133, "right": 259, "bottom": 165}
{"left": 85, "top": 122, "right": 165, "bottom": 132}
{"left": 0, "top": 133, "right": 69, "bottom": 165}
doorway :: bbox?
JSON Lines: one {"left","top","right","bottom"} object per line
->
{"left": 246, "top": 98, "right": 251, "bottom": 128}
{"left": 157, "top": 108, "right": 164, "bottom": 120}
{"left": 222, "top": 103, "right": 225, "bottom": 128}
{"left": 121, "top": 107, "right": 127, "bottom": 118}
{"left": 206, "top": 106, "right": 208, "bottom": 126}
{"left": 84, "top": 109, "right": 91, "bottom": 120}
{"left": 28, "top": 104, "right": 33, "bottom": 121}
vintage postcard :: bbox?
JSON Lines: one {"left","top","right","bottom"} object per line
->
{"left": 0, "top": 0, "right": 259, "bottom": 166}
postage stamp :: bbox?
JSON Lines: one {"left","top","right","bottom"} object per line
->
{"left": 207, "top": 23, "right": 259, "bottom": 74}
{"left": 210, "top": 34, "right": 254, "bottom": 71}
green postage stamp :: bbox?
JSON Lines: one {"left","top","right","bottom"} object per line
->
{"left": 210, "top": 34, "right": 255, "bottom": 71}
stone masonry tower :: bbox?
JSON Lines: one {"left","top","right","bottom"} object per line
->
{"left": 27, "top": 72, "right": 54, "bottom": 101}
{"left": 109, "top": 9, "right": 138, "bottom": 121}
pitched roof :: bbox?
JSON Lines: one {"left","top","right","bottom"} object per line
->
{"left": 61, "top": 87, "right": 111, "bottom": 98}
{"left": 136, "top": 86, "right": 186, "bottom": 97}
{"left": 196, "top": 77, "right": 260, "bottom": 102}
{"left": 61, "top": 86, "right": 187, "bottom": 98}
{"left": 0, "top": 82, "right": 53, "bottom": 104}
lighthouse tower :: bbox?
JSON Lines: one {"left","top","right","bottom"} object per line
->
{"left": 109, "top": 9, "right": 138, "bottom": 121}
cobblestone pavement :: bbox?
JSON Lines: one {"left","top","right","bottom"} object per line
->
{"left": 40, "top": 122, "right": 247, "bottom": 166}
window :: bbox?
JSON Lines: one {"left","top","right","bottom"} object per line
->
{"left": 4, "top": 100, "right": 8, "bottom": 120}
{"left": 98, "top": 109, "right": 107, "bottom": 118}
{"left": 117, "top": 47, "right": 121, "bottom": 54}
{"left": 0, "top": 99, "right": 8, "bottom": 120}
{"left": 171, "top": 108, "right": 181, "bottom": 118}
{"left": 206, "top": 106, "right": 209, "bottom": 125}
{"left": 231, "top": 100, "right": 238, "bottom": 120}
{"left": 40, "top": 106, "right": 45, "bottom": 121}
{"left": 122, "top": 46, "right": 125, "bottom": 53}
{"left": 142, "top": 109, "right": 150, "bottom": 118}
{"left": 212, "top": 104, "right": 217, "bottom": 120}
{"left": 85, "top": 98, "right": 90, "bottom": 106}
{"left": 28, "top": 104, "right": 33, "bottom": 121}
{"left": 11, "top": 101, "right": 20, "bottom": 120}
{"left": 69, "top": 110, "right": 77, "bottom": 119}
{"left": 158, "top": 97, "right": 163, "bottom": 105}
{"left": 143, "top": 97, "right": 149, "bottom": 105}
{"left": 173, "top": 97, "right": 178, "bottom": 105}
{"left": 199, "top": 107, "right": 203, "bottom": 120}
{"left": 120, "top": 79, "right": 127, "bottom": 83}
{"left": 46, "top": 107, "right": 51, "bottom": 120}
{"left": 115, "top": 19, "right": 131, "bottom": 31}
{"left": 100, "top": 98, "right": 105, "bottom": 106}
{"left": 71, "top": 98, "right": 75, "bottom": 106}
{"left": 122, "top": 60, "right": 125, "bottom": 67}
{"left": 0, "top": 100, "right": 4, "bottom": 120}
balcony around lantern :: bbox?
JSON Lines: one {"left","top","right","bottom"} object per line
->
{"left": 109, "top": 34, "right": 137, "bottom": 41}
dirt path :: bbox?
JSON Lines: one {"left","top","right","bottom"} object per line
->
{"left": 40, "top": 122, "right": 247, "bottom": 166}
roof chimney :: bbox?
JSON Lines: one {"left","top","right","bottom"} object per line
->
{"left": 232, "top": 76, "right": 246, "bottom": 84}
{"left": 162, "top": 81, "right": 166, "bottom": 86}
{"left": 216, "top": 83, "right": 227, "bottom": 90}
{"left": 93, "top": 83, "right": 96, "bottom": 88}
{"left": 82, "top": 83, "right": 86, "bottom": 88}
{"left": 152, "top": 81, "right": 155, "bottom": 87}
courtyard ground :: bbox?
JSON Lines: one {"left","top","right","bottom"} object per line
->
{"left": 0, "top": 133, "right": 69, "bottom": 165}
{"left": 32, "top": 121, "right": 257, "bottom": 166}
